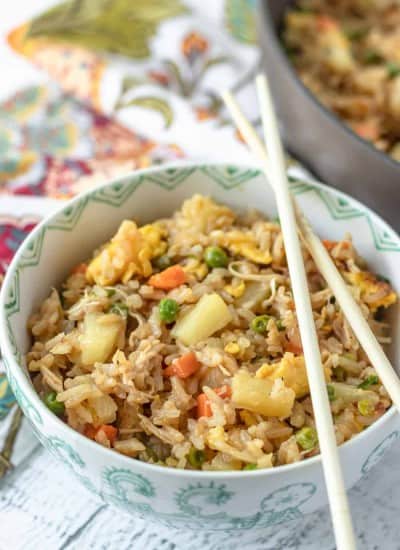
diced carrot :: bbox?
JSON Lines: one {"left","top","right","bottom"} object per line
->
{"left": 353, "top": 121, "right": 380, "bottom": 141}
{"left": 322, "top": 240, "right": 337, "bottom": 251}
{"left": 97, "top": 424, "right": 118, "bottom": 445}
{"left": 323, "top": 239, "right": 350, "bottom": 252}
{"left": 285, "top": 340, "right": 303, "bottom": 355}
{"left": 84, "top": 423, "right": 118, "bottom": 445}
{"left": 197, "top": 385, "right": 232, "bottom": 418}
{"left": 84, "top": 424, "right": 97, "bottom": 440}
{"left": 215, "top": 385, "right": 232, "bottom": 399}
{"left": 148, "top": 265, "right": 186, "bottom": 290}
{"left": 197, "top": 393, "right": 212, "bottom": 418}
{"left": 163, "top": 352, "right": 200, "bottom": 379}
{"left": 72, "top": 262, "right": 87, "bottom": 275}
{"left": 316, "top": 15, "right": 338, "bottom": 31}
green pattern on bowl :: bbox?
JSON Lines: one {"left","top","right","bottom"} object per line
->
{"left": 361, "top": 431, "right": 400, "bottom": 475}
{"left": 3, "top": 356, "right": 42, "bottom": 425}
{"left": 101, "top": 467, "right": 317, "bottom": 531}
{"left": 1, "top": 163, "right": 399, "bottom": 530}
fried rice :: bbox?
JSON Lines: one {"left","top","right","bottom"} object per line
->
{"left": 283, "top": 0, "right": 400, "bottom": 160}
{"left": 27, "top": 194, "right": 397, "bottom": 471}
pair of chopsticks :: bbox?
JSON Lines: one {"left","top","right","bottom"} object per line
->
{"left": 222, "top": 75, "right": 400, "bottom": 550}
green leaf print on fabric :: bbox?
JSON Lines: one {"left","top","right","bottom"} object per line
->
{"left": 118, "top": 96, "right": 174, "bottom": 128}
{"left": 225, "top": 0, "right": 257, "bottom": 45}
{"left": 27, "top": 0, "right": 188, "bottom": 59}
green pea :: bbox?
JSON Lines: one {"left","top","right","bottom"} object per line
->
{"left": 106, "top": 288, "right": 116, "bottom": 297}
{"left": 204, "top": 246, "right": 228, "bottom": 268}
{"left": 363, "top": 50, "right": 382, "bottom": 65}
{"left": 109, "top": 302, "right": 129, "bottom": 317}
{"left": 159, "top": 298, "right": 179, "bottom": 323}
{"left": 243, "top": 463, "right": 257, "bottom": 470}
{"left": 145, "top": 447, "right": 159, "bottom": 462}
{"left": 251, "top": 315, "right": 271, "bottom": 334}
{"left": 153, "top": 255, "right": 172, "bottom": 271}
{"left": 276, "top": 319, "right": 285, "bottom": 332}
{"left": 188, "top": 447, "right": 205, "bottom": 468}
{"left": 387, "top": 62, "right": 400, "bottom": 79}
{"left": 358, "top": 399, "right": 375, "bottom": 416}
{"left": 345, "top": 27, "right": 368, "bottom": 41}
{"left": 44, "top": 391, "right": 65, "bottom": 416}
{"left": 327, "top": 384, "right": 336, "bottom": 402}
{"left": 358, "top": 375, "right": 379, "bottom": 389}
{"left": 295, "top": 427, "right": 318, "bottom": 451}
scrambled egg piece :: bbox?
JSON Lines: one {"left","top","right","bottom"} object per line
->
{"left": 224, "top": 280, "right": 245, "bottom": 298}
{"left": 139, "top": 223, "right": 167, "bottom": 259}
{"left": 233, "top": 243, "right": 272, "bottom": 264}
{"left": 177, "top": 196, "right": 272, "bottom": 265}
{"left": 179, "top": 194, "right": 235, "bottom": 232}
{"left": 216, "top": 229, "right": 272, "bottom": 265}
{"left": 345, "top": 271, "right": 397, "bottom": 312}
{"left": 86, "top": 221, "right": 166, "bottom": 286}
{"left": 224, "top": 342, "right": 240, "bottom": 355}
{"left": 182, "top": 257, "right": 208, "bottom": 280}
{"left": 256, "top": 353, "right": 331, "bottom": 398}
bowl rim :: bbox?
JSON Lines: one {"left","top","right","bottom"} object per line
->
{"left": 258, "top": 0, "right": 400, "bottom": 172}
{"left": 0, "top": 160, "right": 399, "bottom": 480}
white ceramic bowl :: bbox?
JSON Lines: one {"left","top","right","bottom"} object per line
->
{"left": 1, "top": 163, "right": 399, "bottom": 532}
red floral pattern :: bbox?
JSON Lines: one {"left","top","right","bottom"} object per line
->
{"left": 0, "top": 218, "right": 38, "bottom": 276}
{"left": 0, "top": 85, "right": 182, "bottom": 275}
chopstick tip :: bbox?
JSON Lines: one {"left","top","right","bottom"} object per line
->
{"left": 221, "top": 89, "right": 232, "bottom": 102}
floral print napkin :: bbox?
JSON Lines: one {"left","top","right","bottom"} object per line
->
{"left": 7, "top": 0, "right": 259, "bottom": 161}
{"left": 0, "top": 0, "right": 259, "bottom": 423}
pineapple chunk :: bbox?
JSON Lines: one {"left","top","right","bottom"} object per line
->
{"left": 257, "top": 354, "right": 309, "bottom": 398}
{"left": 172, "top": 293, "right": 232, "bottom": 346}
{"left": 257, "top": 353, "right": 332, "bottom": 398}
{"left": 80, "top": 312, "right": 124, "bottom": 366}
{"left": 232, "top": 370, "right": 295, "bottom": 418}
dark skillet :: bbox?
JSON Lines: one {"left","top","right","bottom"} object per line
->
{"left": 258, "top": 0, "right": 400, "bottom": 230}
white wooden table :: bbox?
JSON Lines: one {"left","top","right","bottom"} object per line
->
{"left": 2, "top": 414, "right": 400, "bottom": 550}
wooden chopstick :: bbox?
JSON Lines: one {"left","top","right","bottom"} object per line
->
{"left": 222, "top": 78, "right": 400, "bottom": 410}
{"left": 222, "top": 77, "right": 356, "bottom": 550}
{"left": 295, "top": 208, "right": 400, "bottom": 408}
{"left": 255, "top": 74, "right": 356, "bottom": 550}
